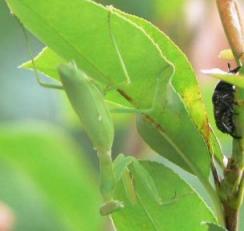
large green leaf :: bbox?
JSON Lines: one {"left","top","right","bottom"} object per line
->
{"left": 20, "top": 3, "right": 223, "bottom": 166}
{"left": 0, "top": 123, "right": 102, "bottom": 231}
{"left": 136, "top": 85, "right": 211, "bottom": 178}
{"left": 6, "top": 0, "right": 214, "bottom": 178}
{"left": 112, "top": 160, "right": 217, "bottom": 231}
{"left": 137, "top": 116, "right": 192, "bottom": 173}
{"left": 115, "top": 9, "right": 223, "bottom": 167}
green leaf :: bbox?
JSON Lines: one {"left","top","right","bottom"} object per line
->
{"left": 113, "top": 154, "right": 161, "bottom": 204}
{"left": 0, "top": 123, "right": 102, "bottom": 231}
{"left": 137, "top": 115, "right": 192, "bottom": 173}
{"left": 203, "top": 68, "right": 244, "bottom": 88}
{"left": 6, "top": 0, "right": 220, "bottom": 177}
{"left": 112, "top": 160, "right": 216, "bottom": 231}
{"left": 136, "top": 94, "right": 210, "bottom": 178}
{"left": 205, "top": 223, "right": 227, "bottom": 231}
{"left": 132, "top": 159, "right": 162, "bottom": 205}
{"left": 113, "top": 154, "right": 137, "bottom": 205}
{"left": 115, "top": 9, "right": 223, "bottom": 167}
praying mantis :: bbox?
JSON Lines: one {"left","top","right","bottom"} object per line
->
{"left": 8, "top": 0, "right": 239, "bottom": 227}
{"left": 17, "top": 4, "right": 220, "bottom": 219}
{"left": 57, "top": 62, "right": 163, "bottom": 216}
{"left": 18, "top": 6, "right": 165, "bottom": 216}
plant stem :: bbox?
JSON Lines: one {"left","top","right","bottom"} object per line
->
{"left": 203, "top": 179, "right": 226, "bottom": 226}
{"left": 216, "top": 0, "right": 244, "bottom": 65}
{"left": 216, "top": 1, "right": 244, "bottom": 230}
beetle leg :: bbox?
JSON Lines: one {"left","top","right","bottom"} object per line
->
{"left": 227, "top": 63, "right": 241, "bottom": 74}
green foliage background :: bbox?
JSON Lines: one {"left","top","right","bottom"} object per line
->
{"left": 0, "top": 0, "right": 243, "bottom": 230}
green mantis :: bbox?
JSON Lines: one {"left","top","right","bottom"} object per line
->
{"left": 18, "top": 6, "right": 166, "bottom": 216}
{"left": 15, "top": 4, "right": 221, "bottom": 224}
{"left": 58, "top": 63, "right": 162, "bottom": 215}
{"left": 58, "top": 62, "right": 114, "bottom": 199}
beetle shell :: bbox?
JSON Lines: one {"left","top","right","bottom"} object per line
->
{"left": 212, "top": 81, "right": 236, "bottom": 136}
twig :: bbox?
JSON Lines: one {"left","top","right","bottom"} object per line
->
{"left": 216, "top": 1, "right": 244, "bottom": 230}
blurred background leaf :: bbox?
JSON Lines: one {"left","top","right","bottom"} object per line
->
{"left": 0, "top": 123, "right": 103, "bottom": 231}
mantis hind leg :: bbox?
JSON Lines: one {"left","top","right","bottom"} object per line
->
{"left": 106, "top": 6, "right": 169, "bottom": 114}
{"left": 17, "top": 17, "right": 63, "bottom": 90}
{"left": 107, "top": 6, "right": 131, "bottom": 85}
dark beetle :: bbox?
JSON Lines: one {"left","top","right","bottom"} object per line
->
{"left": 212, "top": 64, "right": 241, "bottom": 138}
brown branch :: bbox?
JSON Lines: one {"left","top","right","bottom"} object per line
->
{"left": 216, "top": 1, "right": 244, "bottom": 230}
{"left": 216, "top": 0, "right": 244, "bottom": 65}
